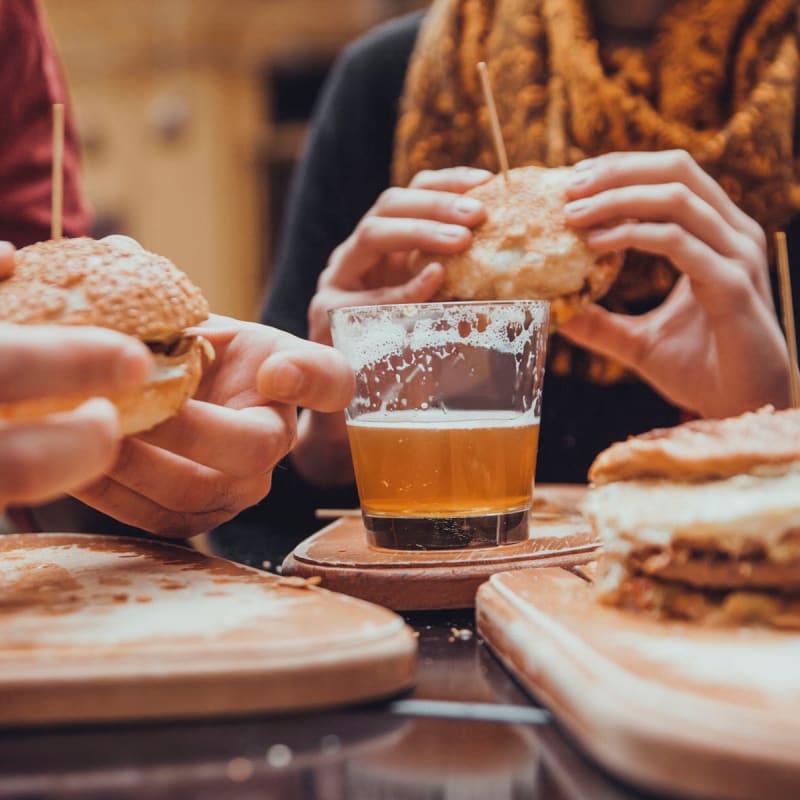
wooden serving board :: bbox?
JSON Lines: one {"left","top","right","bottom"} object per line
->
{"left": 477, "top": 567, "right": 800, "bottom": 800}
{"left": 0, "top": 534, "right": 416, "bottom": 727}
{"left": 283, "top": 486, "right": 598, "bottom": 611}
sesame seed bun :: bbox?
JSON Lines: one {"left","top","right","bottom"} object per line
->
{"left": 0, "top": 237, "right": 211, "bottom": 434}
{"left": 413, "top": 166, "right": 623, "bottom": 326}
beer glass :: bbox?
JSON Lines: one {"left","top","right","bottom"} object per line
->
{"left": 330, "top": 300, "right": 549, "bottom": 550}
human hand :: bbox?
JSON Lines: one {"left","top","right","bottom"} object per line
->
{"left": 308, "top": 166, "right": 491, "bottom": 346}
{"left": 560, "top": 150, "right": 790, "bottom": 418}
{"left": 297, "top": 167, "right": 491, "bottom": 488}
{"left": 72, "top": 314, "right": 354, "bottom": 537}
{"left": 0, "top": 308, "right": 152, "bottom": 509}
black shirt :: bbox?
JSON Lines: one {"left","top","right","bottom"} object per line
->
{"left": 212, "top": 12, "right": 800, "bottom": 567}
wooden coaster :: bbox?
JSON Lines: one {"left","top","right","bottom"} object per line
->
{"left": 0, "top": 533, "right": 416, "bottom": 727}
{"left": 477, "top": 567, "right": 800, "bottom": 800}
{"left": 282, "top": 486, "right": 598, "bottom": 611}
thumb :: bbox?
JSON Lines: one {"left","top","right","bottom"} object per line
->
{"left": 559, "top": 304, "right": 647, "bottom": 371}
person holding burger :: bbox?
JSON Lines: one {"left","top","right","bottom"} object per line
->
{"left": 212, "top": 0, "right": 799, "bottom": 565}
{"left": 0, "top": 1, "right": 355, "bottom": 539}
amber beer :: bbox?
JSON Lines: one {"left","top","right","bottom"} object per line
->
{"left": 347, "top": 409, "right": 539, "bottom": 521}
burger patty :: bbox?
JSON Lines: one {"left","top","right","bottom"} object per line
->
{"left": 626, "top": 537, "right": 800, "bottom": 591}
{"left": 598, "top": 569, "right": 800, "bottom": 630}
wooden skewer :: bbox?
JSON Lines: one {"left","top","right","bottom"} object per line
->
{"left": 775, "top": 231, "right": 800, "bottom": 408}
{"left": 315, "top": 508, "right": 361, "bottom": 520}
{"left": 51, "top": 103, "right": 65, "bottom": 240}
{"left": 477, "top": 61, "right": 509, "bottom": 184}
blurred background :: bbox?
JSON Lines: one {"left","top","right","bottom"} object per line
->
{"left": 43, "top": 0, "right": 427, "bottom": 320}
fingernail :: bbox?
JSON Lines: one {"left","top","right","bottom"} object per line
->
{"left": 567, "top": 172, "right": 590, "bottom": 189}
{"left": 419, "top": 262, "right": 443, "bottom": 281}
{"left": 0, "top": 241, "right": 14, "bottom": 257}
{"left": 438, "top": 225, "right": 467, "bottom": 241}
{"left": 584, "top": 228, "right": 609, "bottom": 243}
{"left": 453, "top": 197, "right": 483, "bottom": 215}
{"left": 463, "top": 168, "right": 492, "bottom": 179}
{"left": 564, "top": 199, "right": 589, "bottom": 215}
{"left": 268, "top": 361, "right": 304, "bottom": 398}
{"left": 573, "top": 158, "right": 596, "bottom": 172}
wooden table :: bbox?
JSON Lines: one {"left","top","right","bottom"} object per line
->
{"left": 0, "top": 604, "right": 654, "bottom": 800}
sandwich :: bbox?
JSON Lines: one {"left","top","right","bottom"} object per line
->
{"left": 582, "top": 406, "right": 800, "bottom": 628}
{"left": 0, "top": 237, "right": 212, "bottom": 434}
{"left": 413, "top": 165, "right": 623, "bottom": 325}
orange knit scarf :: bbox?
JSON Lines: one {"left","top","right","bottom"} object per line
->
{"left": 393, "top": 0, "right": 800, "bottom": 383}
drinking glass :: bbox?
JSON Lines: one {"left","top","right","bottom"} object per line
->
{"left": 329, "top": 300, "right": 549, "bottom": 550}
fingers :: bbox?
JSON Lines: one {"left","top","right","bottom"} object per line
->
{"left": 566, "top": 150, "right": 764, "bottom": 247}
{"left": 0, "top": 241, "right": 15, "bottom": 280}
{"left": 323, "top": 216, "right": 471, "bottom": 289}
{"left": 308, "top": 264, "right": 444, "bottom": 345}
{"left": 321, "top": 170, "right": 490, "bottom": 290}
{"left": 135, "top": 400, "right": 297, "bottom": 479}
{"left": 0, "top": 325, "right": 152, "bottom": 403}
{"left": 0, "top": 399, "right": 121, "bottom": 506}
{"left": 74, "top": 471, "right": 266, "bottom": 539}
{"left": 373, "top": 186, "right": 486, "bottom": 225}
{"left": 579, "top": 221, "right": 763, "bottom": 317}
{"left": 257, "top": 336, "right": 356, "bottom": 412}
{"left": 408, "top": 166, "right": 493, "bottom": 192}
{"left": 75, "top": 424, "right": 278, "bottom": 537}
{"left": 565, "top": 183, "right": 745, "bottom": 261}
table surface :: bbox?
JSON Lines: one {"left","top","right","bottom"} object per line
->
{"left": 0, "top": 606, "right": 661, "bottom": 800}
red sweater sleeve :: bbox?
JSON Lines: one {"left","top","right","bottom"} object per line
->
{"left": 0, "top": 0, "right": 90, "bottom": 246}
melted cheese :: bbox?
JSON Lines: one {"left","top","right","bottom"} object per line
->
{"left": 583, "top": 466, "right": 800, "bottom": 559}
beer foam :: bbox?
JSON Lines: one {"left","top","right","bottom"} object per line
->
{"left": 331, "top": 302, "right": 548, "bottom": 372}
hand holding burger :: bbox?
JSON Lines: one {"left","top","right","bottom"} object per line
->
{"left": 560, "top": 150, "right": 791, "bottom": 418}
{"left": 0, "top": 241, "right": 153, "bottom": 511}
{"left": 0, "top": 236, "right": 355, "bottom": 537}
{"left": 73, "top": 312, "right": 355, "bottom": 538}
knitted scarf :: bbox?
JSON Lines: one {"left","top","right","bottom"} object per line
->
{"left": 393, "top": 0, "right": 800, "bottom": 383}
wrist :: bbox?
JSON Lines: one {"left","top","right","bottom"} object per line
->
{"left": 290, "top": 410, "right": 355, "bottom": 488}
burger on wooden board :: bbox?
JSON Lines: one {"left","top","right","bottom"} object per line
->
{"left": 0, "top": 237, "right": 212, "bottom": 434}
{"left": 583, "top": 407, "right": 800, "bottom": 628}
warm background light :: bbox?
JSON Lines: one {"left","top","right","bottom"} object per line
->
{"left": 43, "top": 0, "right": 426, "bottom": 320}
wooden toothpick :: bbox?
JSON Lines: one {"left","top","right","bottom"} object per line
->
{"left": 477, "top": 62, "right": 509, "bottom": 184}
{"left": 775, "top": 231, "right": 800, "bottom": 408}
{"left": 51, "top": 103, "right": 65, "bottom": 240}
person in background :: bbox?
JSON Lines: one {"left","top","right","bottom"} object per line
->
{"left": 212, "top": 0, "right": 799, "bottom": 567}
{"left": 0, "top": 0, "right": 354, "bottom": 538}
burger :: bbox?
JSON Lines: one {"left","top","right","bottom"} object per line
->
{"left": 412, "top": 165, "right": 623, "bottom": 325}
{"left": 582, "top": 406, "right": 800, "bottom": 628}
{"left": 0, "top": 237, "right": 212, "bottom": 435}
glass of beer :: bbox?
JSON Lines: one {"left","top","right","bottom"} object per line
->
{"left": 329, "top": 300, "right": 549, "bottom": 550}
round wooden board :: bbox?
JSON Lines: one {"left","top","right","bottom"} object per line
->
{"left": 282, "top": 486, "right": 598, "bottom": 610}
{"left": 477, "top": 567, "right": 800, "bottom": 800}
{"left": 0, "top": 533, "right": 417, "bottom": 727}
